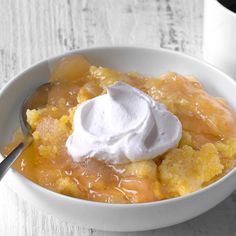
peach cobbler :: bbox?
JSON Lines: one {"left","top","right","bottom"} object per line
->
{"left": 4, "top": 55, "right": 236, "bottom": 203}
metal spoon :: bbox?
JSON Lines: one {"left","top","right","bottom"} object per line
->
{"left": 0, "top": 83, "right": 52, "bottom": 180}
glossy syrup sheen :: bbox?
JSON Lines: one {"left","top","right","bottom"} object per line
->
{"left": 4, "top": 55, "right": 236, "bottom": 203}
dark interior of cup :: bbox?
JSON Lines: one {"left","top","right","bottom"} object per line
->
{"left": 218, "top": 0, "right": 236, "bottom": 13}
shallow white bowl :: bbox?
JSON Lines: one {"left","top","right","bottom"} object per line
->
{"left": 1, "top": 47, "right": 236, "bottom": 232}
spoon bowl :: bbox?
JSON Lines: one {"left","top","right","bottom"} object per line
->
{"left": 0, "top": 83, "right": 51, "bottom": 180}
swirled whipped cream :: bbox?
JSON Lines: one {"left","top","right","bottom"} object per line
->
{"left": 66, "top": 82, "right": 182, "bottom": 164}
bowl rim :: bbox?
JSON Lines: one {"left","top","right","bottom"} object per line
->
{"left": 1, "top": 45, "right": 236, "bottom": 208}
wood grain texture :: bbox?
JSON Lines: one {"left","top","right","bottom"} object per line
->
{"left": 1, "top": 0, "right": 235, "bottom": 235}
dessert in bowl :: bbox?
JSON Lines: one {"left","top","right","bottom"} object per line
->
{"left": 1, "top": 47, "right": 236, "bottom": 231}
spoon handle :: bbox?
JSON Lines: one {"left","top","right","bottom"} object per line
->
{"left": 0, "top": 142, "right": 25, "bottom": 181}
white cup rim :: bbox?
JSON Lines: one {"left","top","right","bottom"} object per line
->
{"left": 214, "top": 0, "right": 236, "bottom": 18}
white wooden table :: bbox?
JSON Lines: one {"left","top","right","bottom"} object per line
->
{"left": 1, "top": 0, "right": 236, "bottom": 235}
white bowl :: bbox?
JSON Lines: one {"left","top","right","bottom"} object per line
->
{"left": 1, "top": 47, "right": 236, "bottom": 232}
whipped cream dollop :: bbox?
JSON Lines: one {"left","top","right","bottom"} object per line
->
{"left": 66, "top": 82, "right": 182, "bottom": 164}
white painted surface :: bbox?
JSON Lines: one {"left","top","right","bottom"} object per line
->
{"left": 0, "top": 0, "right": 235, "bottom": 235}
